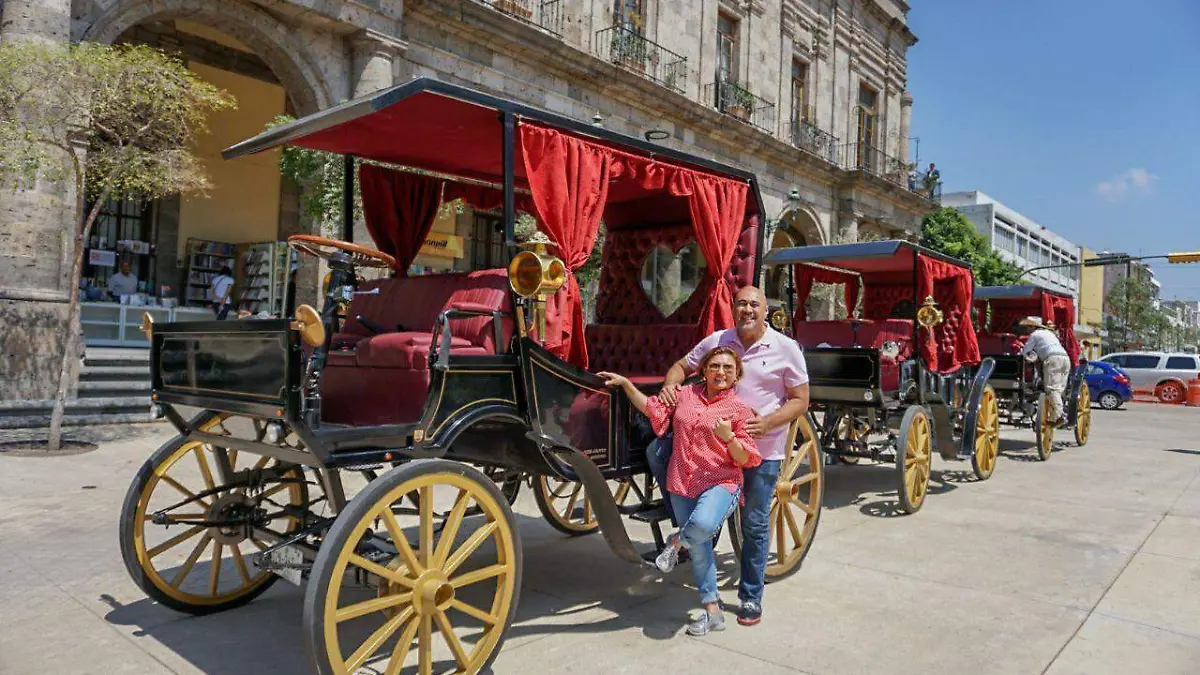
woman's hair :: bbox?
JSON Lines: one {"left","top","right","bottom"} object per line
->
{"left": 698, "top": 346, "right": 744, "bottom": 380}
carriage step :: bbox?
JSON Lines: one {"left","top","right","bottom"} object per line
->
{"left": 629, "top": 504, "right": 672, "bottom": 524}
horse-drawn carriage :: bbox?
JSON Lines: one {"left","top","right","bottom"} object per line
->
{"left": 973, "top": 284, "right": 1090, "bottom": 459}
{"left": 118, "top": 79, "right": 822, "bottom": 675}
{"left": 760, "top": 241, "right": 1001, "bottom": 512}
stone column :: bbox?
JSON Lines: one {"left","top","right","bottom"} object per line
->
{"left": 899, "top": 91, "right": 913, "bottom": 165}
{"left": 0, "top": 0, "right": 78, "bottom": 402}
{"left": 347, "top": 30, "right": 405, "bottom": 250}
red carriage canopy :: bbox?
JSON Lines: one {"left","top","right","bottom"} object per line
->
{"left": 223, "top": 80, "right": 760, "bottom": 370}
{"left": 771, "top": 241, "right": 981, "bottom": 374}
{"left": 974, "top": 285, "right": 1081, "bottom": 364}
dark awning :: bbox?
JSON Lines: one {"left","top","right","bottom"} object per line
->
{"left": 974, "top": 284, "right": 1070, "bottom": 301}
{"left": 762, "top": 240, "right": 968, "bottom": 274}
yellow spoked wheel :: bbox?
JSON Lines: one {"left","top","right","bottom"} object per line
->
{"left": 896, "top": 406, "right": 932, "bottom": 514}
{"left": 118, "top": 412, "right": 309, "bottom": 615}
{"left": 1074, "top": 382, "right": 1091, "bottom": 446}
{"left": 971, "top": 385, "right": 1001, "bottom": 481}
{"left": 1035, "top": 393, "right": 1055, "bottom": 461}
{"left": 730, "top": 416, "right": 823, "bottom": 581}
{"left": 834, "top": 414, "right": 868, "bottom": 465}
{"left": 304, "top": 459, "right": 521, "bottom": 675}
{"left": 532, "top": 475, "right": 646, "bottom": 536}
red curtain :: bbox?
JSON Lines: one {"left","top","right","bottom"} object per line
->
{"left": 359, "top": 165, "right": 444, "bottom": 275}
{"left": 791, "top": 264, "right": 860, "bottom": 322}
{"left": 519, "top": 124, "right": 618, "bottom": 368}
{"left": 668, "top": 172, "right": 748, "bottom": 339}
{"left": 916, "top": 254, "right": 981, "bottom": 373}
{"left": 442, "top": 182, "right": 535, "bottom": 215}
{"left": 1042, "top": 293, "right": 1081, "bottom": 364}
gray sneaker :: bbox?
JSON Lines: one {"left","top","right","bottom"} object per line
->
{"left": 654, "top": 539, "right": 680, "bottom": 574}
{"left": 686, "top": 609, "right": 726, "bottom": 636}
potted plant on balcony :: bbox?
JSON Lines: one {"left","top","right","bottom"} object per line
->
{"left": 495, "top": 0, "right": 533, "bottom": 20}
{"left": 610, "top": 29, "right": 647, "bottom": 72}
{"left": 724, "top": 85, "right": 754, "bottom": 122}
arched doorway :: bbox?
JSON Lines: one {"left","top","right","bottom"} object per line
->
{"left": 75, "top": 3, "right": 331, "bottom": 331}
{"left": 764, "top": 207, "right": 823, "bottom": 302}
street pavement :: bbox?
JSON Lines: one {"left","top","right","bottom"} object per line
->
{"left": 2, "top": 402, "right": 1199, "bottom": 674}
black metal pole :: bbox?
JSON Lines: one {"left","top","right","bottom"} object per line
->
{"left": 502, "top": 113, "right": 516, "bottom": 250}
{"left": 342, "top": 154, "right": 355, "bottom": 243}
{"left": 1124, "top": 259, "right": 1131, "bottom": 350}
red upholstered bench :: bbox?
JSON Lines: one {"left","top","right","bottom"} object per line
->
{"left": 585, "top": 323, "right": 701, "bottom": 385}
{"left": 794, "top": 319, "right": 915, "bottom": 392}
{"left": 321, "top": 269, "right": 513, "bottom": 426}
{"left": 978, "top": 333, "right": 1020, "bottom": 357}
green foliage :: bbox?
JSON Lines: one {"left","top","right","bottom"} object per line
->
{"left": 0, "top": 41, "right": 235, "bottom": 202}
{"left": 919, "top": 207, "right": 1024, "bottom": 286}
{"left": 1105, "top": 276, "right": 1177, "bottom": 350}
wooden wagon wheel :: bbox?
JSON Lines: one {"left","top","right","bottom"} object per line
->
{"left": 532, "top": 475, "right": 650, "bottom": 535}
{"left": 1073, "top": 382, "right": 1091, "bottom": 446}
{"left": 895, "top": 406, "right": 932, "bottom": 514}
{"left": 835, "top": 413, "right": 868, "bottom": 464}
{"left": 1034, "top": 393, "right": 1055, "bottom": 461}
{"left": 970, "top": 384, "right": 1001, "bottom": 481}
{"left": 729, "top": 416, "right": 823, "bottom": 581}
{"left": 119, "top": 412, "right": 310, "bottom": 615}
{"left": 304, "top": 460, "right": 521, "bottom": 675}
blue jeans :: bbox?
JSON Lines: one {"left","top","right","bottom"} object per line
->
{"left": 646, "top": 434, "right": 676, "bottom": 526}
{"left": 738, "top": 459, "right": 782, "bottom": 605}
{"left": 670, "top": 486, "right": 739, "bottom": 605}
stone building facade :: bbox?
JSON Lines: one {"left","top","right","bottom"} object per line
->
{"left": 0, "top": 0, "right": 933, "bottom": 401}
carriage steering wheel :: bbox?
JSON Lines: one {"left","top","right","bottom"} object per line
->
{"left": 286, "top": 234, "right": 396, "bottom": 270}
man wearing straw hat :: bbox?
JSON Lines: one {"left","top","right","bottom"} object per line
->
{"left": 1019, "top": 316, "right": 1071, "bottom": 425}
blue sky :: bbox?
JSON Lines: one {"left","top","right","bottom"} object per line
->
{"left": 906, "top": 0, "right": 1200, "bottom": 300}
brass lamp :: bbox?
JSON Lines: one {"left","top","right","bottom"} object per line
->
{"left": 916, "top": 295, "right": 944, "bottom": 328}
{"left": 508, "top": 231, "right": 567, "bottom": 341}
{"left": 290, "top": 304, "right": 326, "bottom": 347}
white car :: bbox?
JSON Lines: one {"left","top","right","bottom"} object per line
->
{"left": 1097, "top": 352, "right": 1198, "bottom": 403}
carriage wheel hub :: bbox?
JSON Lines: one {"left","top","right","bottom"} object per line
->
{"left": 412, "top": 570, "right": 454, "bottom": 616}
{"left": 775, "top": 480, "right": 798, "bottom": 501}
{"left": 206, "top": 494, "right": 259, "bottom": 545}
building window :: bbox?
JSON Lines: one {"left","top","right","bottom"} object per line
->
{"left": 85, "top": 197, "right": 153, "bottom": 289}
{"left": 856, "top": 84, "right": 878, "bottom": 165}
{"left": 614, "top": 0, "right": 644, "bottom": 32}
{"left": 471, "top": 212, "right": 506, "bottom": 269}
{"left": 790, "top": 59, "right": 808, "bottom": 127}
{"left": 717, "top": 13, "right": 738, "bottom": 83}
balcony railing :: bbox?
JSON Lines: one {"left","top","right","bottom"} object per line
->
{"left": 476, "top": 0, "right": 563, "bottom": 36}
{"left": 838, "top": 142, "right": 940, "bottom": 202}
{"left": 594, "top": 25, "right": 688, "bottom": 93}
{"left": 705, "top": 80, "right": 776, "bottom": 133}
{"left": 790, "top": 119, "right": 838, "bottom": 165}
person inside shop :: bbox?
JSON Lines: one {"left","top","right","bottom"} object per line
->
{"left": 106, "top": 258, "right": 139, "bottom": 299}
{"left": 210, "top": 265, "right": 235, "bottom": 320}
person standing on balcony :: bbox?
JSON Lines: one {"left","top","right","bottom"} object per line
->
{"left": 924, "top": 162, "right": 940, "bottom": 198}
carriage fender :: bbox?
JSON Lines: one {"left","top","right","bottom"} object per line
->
{"left": 525, "top": 431, "right": 646, "bottom": 566}
{"left": 954, "top": 358, "right": 997, "bottom": 460}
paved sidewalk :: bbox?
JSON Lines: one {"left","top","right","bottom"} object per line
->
{"left": 1, "top": 403, "right": 1199, "bottom": 674}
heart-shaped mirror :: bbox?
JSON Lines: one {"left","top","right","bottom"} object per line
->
{"left": 640, "top": 242, "right": 707, "bottom": 318}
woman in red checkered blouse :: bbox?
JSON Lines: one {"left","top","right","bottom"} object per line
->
{"left": 599, "top": 346, "right": 762, "bottom": 636}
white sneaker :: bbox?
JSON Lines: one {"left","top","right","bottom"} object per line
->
{"left": 655, "top": 536, "right": 680, "bottom": 574}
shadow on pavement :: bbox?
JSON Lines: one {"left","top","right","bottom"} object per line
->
{"left": 821, "top": 463, "right": 959, "bottom": 518}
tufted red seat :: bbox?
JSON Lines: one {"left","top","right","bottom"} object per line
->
{"left": 321, "top": 269, "right": 513, "bottom": 426}
{"left": 585, "top": 324, "right": 699, "bottom": 383}
{"left": 977, "top": 333, "right": 1020, "bottom": 357}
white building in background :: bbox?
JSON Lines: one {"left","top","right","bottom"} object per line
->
{"left": 941, "top": 190, "right": 1081, "bottom": 298}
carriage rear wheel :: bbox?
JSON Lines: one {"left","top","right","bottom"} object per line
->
{"left": 1074, "top": 382, "right": 1091, "bottom": 446}
{"left": 119, "top": 412, "right": 309, "bottom": 615}
{"left": 971, "top": 385, "right": 1001, "bottom": 481}
{"left": 533, "top": 475, "right": 649, "bottom": 535}
{"left": 896, "top": 406, "right": 932, "bottom": 514}
{"left": 1035, "top": 393, "right": 1055, "bottom": 461}
{"left": 729, "top": 416, "right": 823, "bottom": 582}
{"left": 304, "top": 459, "right": 520, "bottom": 675}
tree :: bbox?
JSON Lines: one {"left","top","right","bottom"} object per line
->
{"left": 0, "top": 41, "right": 235, "bottom": 451}
{"left": 1105, "top": 276, "right": 1167, "bottom": 350}
{"left": 919, "top": 207, "right": 1023, "bottom": 286}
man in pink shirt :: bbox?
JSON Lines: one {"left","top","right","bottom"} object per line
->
{"left": 650, "top": 285, "right": 810, "bottom": 626}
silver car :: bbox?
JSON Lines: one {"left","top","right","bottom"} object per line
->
{"left": 1097, "top": 352, "right": 1198, "bottom": 403}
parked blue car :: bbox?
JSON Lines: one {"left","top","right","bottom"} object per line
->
{"left": 1086, "top": 360, "right": 1134, "bottom": 410}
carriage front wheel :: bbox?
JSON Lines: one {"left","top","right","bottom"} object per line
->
{"left": 118, "top": 411, "right": 310, "bottom": 615}
{"left": 1035, "top": 393, "right": 1055, "bottom": 461}
{"left": 304, "top": 459, "right": 521, "bottom": 675}
{"left": 971, "top": 385, "right": 1001, "bottom": 481}
{"left": 728, "top": 415, "right": 824, "bottom": 582}
{"left": 896, "top": 406, "right": 932, "bottom": 514}
{"left": 1074, "top": 382, "right": 1091, "bottom": 446}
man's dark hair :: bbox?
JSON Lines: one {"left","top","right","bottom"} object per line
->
{"left": 219, "top": 265, "right": 232, "bottom": 276}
